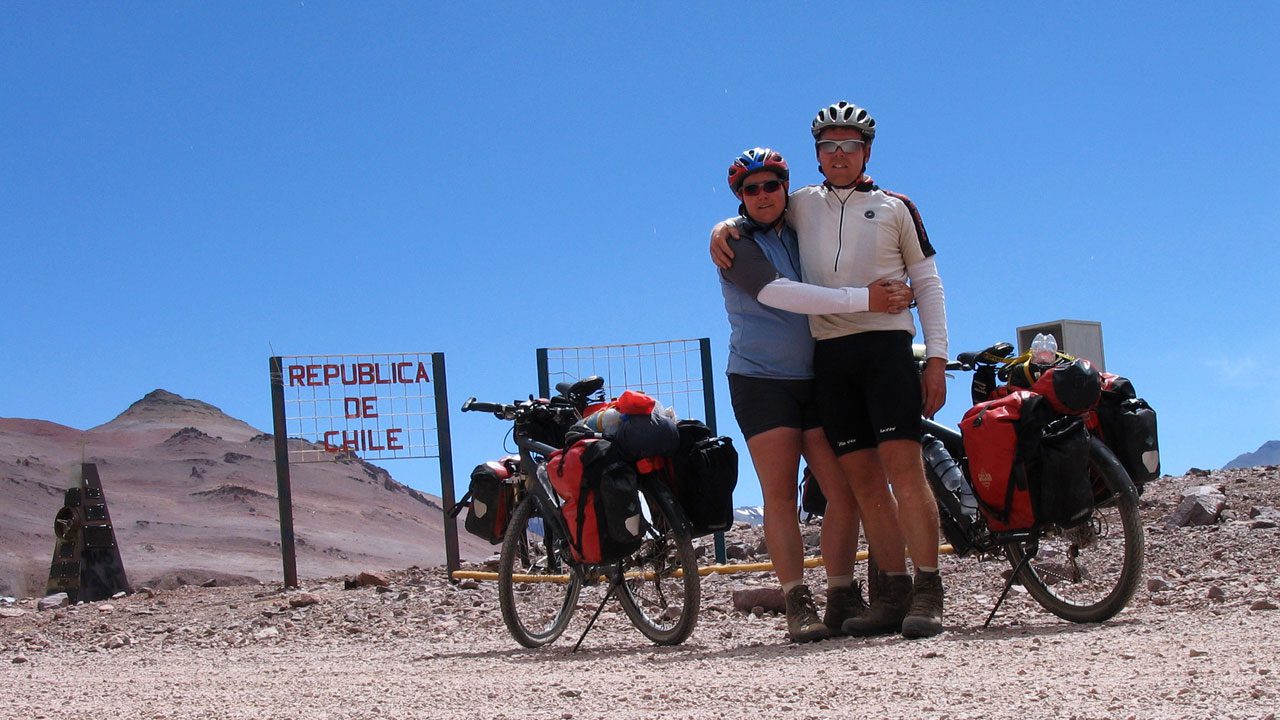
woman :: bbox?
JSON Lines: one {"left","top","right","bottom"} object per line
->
{"left": 718, "top": 147, "right": 912, "bottom": 642}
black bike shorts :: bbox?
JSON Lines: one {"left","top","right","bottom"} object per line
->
{"left": 728, "top": 373, "right": 822, "bottom": 440}
{"left": 813, "top": 330, "right": 922, "bottom": 455}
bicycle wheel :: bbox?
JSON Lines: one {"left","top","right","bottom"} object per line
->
{"left": 497, "top": 494, "right": 581, "bottom": 648}
{"left": 1005, "top": 437, "right": 1144, "bottom": 623}
{"left": 616, "top": 479, "right": 700, "bottom": 645}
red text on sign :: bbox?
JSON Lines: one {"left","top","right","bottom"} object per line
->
{"left": 344, "top": 397, "right": 379, "bottom": 419}
{"left": 288, "top": 362, "right": 430, "bottom": 387}
{"left": 323, "top": 429, "right": 404, "bottom": 453}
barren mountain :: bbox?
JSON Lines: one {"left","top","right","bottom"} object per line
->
{"left": 1224, "top": 440, "right": 1280, "bottom": 470}
{"left": 0, "top": 391, "right": 492, "bottom": 597}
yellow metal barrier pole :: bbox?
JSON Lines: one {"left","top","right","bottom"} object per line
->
{"left": 449, "top": 545, "right": 955, "bottom": 584}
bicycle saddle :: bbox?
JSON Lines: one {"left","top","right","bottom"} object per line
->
{"left": 957, "top": 342, "right": 1015, "bottom": 367}
{"left": 556, "top": 376, "right": 605, "bottom": 399}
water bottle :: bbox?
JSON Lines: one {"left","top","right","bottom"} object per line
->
{"left": 583, "top": 407, "right": 622, "bottom": 435}
{"left": 921, "top": 434, "right": 977, "bottom": 520}
{"left": 1030, "top": 332, "right": 1058, "bottom": 365}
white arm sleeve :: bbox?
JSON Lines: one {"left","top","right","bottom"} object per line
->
{"left": 756, "top": 278, "right": 871, "bottom": 315}
{"left": 906, "top": 256, "right": 949, "bottom": 360}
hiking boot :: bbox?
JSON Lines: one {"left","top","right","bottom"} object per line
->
{"left": 840, "top": 573, "right": 912, "bottom": 637}
{"left": 901, "top": 570, "right": 945, "bottom": 639}
{"left": 866, "top": 556, "right": 883, "bottom": 606}
{"left": 823, "top": 581, "right": 869, "bottom": 634}
{"left": 785, "top": 584, "right": 832, "bottom": 643}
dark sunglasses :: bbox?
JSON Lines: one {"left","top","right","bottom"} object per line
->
{"left": 741, "top": 179, "right": 785, "bottom": 196}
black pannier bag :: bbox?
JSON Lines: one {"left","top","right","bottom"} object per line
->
{"left": 670, "top": 420, "right": 739, "bottom": 536}
{"left": 1020, "top": 407, "right": 1095, "bottom": 528}
{"left": 1030, "top": 359, "right": 1102, "bottom": 415}
{"left": 800, "top": 465, "right": 826, "bottom": 518}
{"left": 1090, "top": 374, "right": 1160, "bottom": 490}
{"left": 452, "top": 459, "right": 519, "bottom": 544}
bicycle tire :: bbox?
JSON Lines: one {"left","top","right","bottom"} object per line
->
{"left": 497, "top": 494, "right": 581, "bottom": 648}
{"left": 616, "top": 480, "right": 700, "bottom": 645}
{"left": 1005, "top": 437, "right": 1144, "bottom": 623}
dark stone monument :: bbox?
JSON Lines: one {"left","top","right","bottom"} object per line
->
{"left": 46, "top": 463, "right": 130, "bottom": 602}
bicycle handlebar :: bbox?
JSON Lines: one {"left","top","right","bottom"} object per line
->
{"left": 461, "top": 397, "right": 506, "bottom": 415}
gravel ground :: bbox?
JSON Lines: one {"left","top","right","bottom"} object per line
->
{"left": 3, "top": 467, "right": 1279, "bottom": 720}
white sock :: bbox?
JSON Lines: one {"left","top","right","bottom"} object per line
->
{"left": 781, "top": 580, "right": 803, "bottom": 594}
{"left": 827, "top": 574, "right": 853, "bottom": 590}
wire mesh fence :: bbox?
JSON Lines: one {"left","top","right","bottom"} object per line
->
{"left": 536, "top": 338, "right": 716, "bottom": 430}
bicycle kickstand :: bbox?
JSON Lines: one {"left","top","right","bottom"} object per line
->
{"left": 984, "top": 551, "right": 1036, "bottom": 628}
{"left": 572, "top": 574, "right": 622, "bottom": 653}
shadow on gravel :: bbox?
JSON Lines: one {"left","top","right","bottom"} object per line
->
{"left": 423, "top": 617, "right": 1142, "bottom": 664}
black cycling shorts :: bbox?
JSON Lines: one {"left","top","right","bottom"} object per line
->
{"left": 813, "top": 330, "right": 922, "bottom": 455}
{"left": 728, "top": 374, "right": 822, "bottom": 440}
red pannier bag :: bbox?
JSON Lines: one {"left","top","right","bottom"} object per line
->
{"left": 960, "top": 390, "right": 1037, "bottom": 532}
{"left": 546, "top": 439, "right": 645, "bottom": 564}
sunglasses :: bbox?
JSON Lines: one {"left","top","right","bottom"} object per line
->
{"left": 741, "top": 179, "right": 785, "bottom": 196}
{"left": 816, "top": 138, "right": 866, "bottom": 154}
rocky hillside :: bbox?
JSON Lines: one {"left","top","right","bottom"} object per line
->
{"left": 0, "top": 391, "right": 492, "bottom": 598}
{"left": 2, "top": 465, "right": 1277, "bottom": 719}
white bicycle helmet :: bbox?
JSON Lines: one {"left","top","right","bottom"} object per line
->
{"left": 811, "top": 101, "right": 876, "bottom": 140}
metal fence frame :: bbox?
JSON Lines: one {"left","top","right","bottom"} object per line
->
{"left": 535, "top": 337, "right": 727, "bottom": 562}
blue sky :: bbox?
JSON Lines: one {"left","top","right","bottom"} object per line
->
{"left": 4, "top": 4, "right": 1278, "bottom": 508}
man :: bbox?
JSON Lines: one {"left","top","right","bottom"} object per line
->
{"left": 711, "top": 101, "right": 950, "bottom": 639}
{"left": 716, "top": 147, "right": 912, "bottom": 642}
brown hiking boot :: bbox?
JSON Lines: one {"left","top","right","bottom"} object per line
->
{"left": 840, "top": 573, "right": 912, "bottom": 636}
{"left": 785, "top": 584, "right": 831, "bottom": 643}
{"left": 901, "top": 570, "right": 945, "bottom": 639}
{"left": 823, "top": 581, "right": 869, "bottom": 634}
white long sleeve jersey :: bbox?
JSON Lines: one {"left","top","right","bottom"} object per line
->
{"left": 788, "top": 182, "right": 949, "bottom": 361}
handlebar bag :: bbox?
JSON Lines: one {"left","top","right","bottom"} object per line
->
{"left": 548, "top": 439, "right": 645, "bottom": 564}
{"left": 459, "top": 458, "right": 519, "bottom": 544}
{"left": 1087, "top": 373, "right": 1160, "bottom": 490}
{"left": 525, "top": 398, "right": 580, "bottom": 448}
{"left": 669, "top": 420, "right": 739, "bottom": 536}
{"left": 961, "top": 391, "right": 1036, "bottom": 532}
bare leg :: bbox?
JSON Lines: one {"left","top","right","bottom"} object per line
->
{"left": 744, "top": 427, "right": 805, "bottom": 585}
{"left": 838, "top": 448, "right": 907, "bottom": 574}
{"left": 877, "top": 438, "right": 939, "bottom": 570}
{"left": 801, "top": 428, "right": 859, "bottom": 578}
